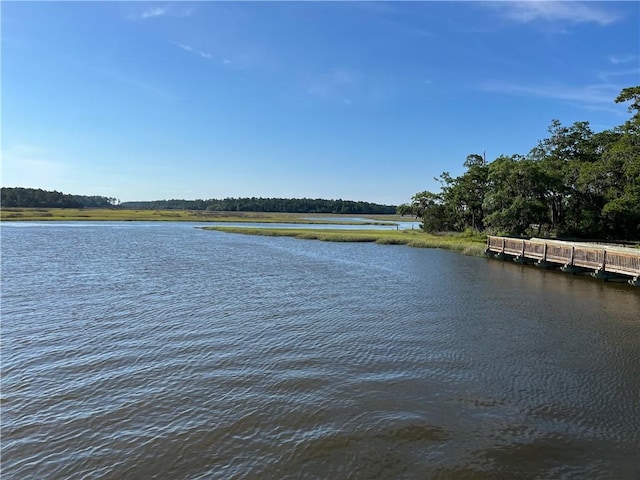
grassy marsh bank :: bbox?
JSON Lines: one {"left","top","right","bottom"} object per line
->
{"left": 0, "top": 208, "right": 405, "bottom": 225}
{"left": 205, "top": 226, "right": 487, "bottom": 256}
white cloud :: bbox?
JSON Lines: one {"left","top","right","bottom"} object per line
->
{"left": 598, "top": 67, "right": 640, "bottom": 83}
{"left": 484, "top": 1, "right": 621, "bottom": 26}
{"left": 127, "top": 6, "right": 167, "bottom": 21}
{"left": 609, "top": 54, "right": 638, "bottom": 65}
{"left": 480, "top": 81, "right": 625, "bottom": 113}
{"left": 175, "top": 43, "right": 212, "bottom": 60}
{"left": 127, "top": 5, "right": 192, "bottom": 21}
{"left": 141, "top": 7, "right": 167, "bottom": 19}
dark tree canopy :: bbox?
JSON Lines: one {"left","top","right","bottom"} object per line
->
{"left": 1, "top": 188, "right": 118, "bottom": 209}
{"left": 1, "top": 188, "right": 396, "bottom": 215}
{"left": 120, "top": 197, "right": 397, "bottom": 215}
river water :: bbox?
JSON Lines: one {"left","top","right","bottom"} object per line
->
{"left": 1, "top": 222, "right": 639, "bottom": 479}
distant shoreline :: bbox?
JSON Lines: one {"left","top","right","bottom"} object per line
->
{"left": 0, "top": 207, "right": 408, "bottom": 225}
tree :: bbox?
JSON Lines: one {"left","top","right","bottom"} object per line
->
{"left": 400, "top": 86, "right": 640, "bottom": 240}
{"left": 598, "top": 85, "right": 640, "bottom": 238}
{"left": 456, "top": 153, "right": 489, "bottom": 230}
{"left": 483, "top": 155, "right": 548, "bottom": 235}
{"left": 410, "top": 191, "right": 446, "bottom": 232}
{"left": 616, "top": 85, "right": 640, "bottom": 120}
{"left": 396, "top": 203, "right": 414, "bottom": 217}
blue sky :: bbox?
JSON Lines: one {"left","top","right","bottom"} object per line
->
{"left": 2, "top": 1, "right": 639, "bottom": 205}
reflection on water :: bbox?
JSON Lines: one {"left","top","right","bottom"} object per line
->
{"left": 1, "top": 222, "right": 639, "bottom": 479}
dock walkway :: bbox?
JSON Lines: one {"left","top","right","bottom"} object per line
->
{"left": 486, "top": 236, "right": 640, "bottom": 286}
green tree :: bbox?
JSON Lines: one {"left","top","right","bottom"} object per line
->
{"left": 457, "top": 153, "right": 489, "bottom": 231}
{"left": 598, "top": 86, "right": 640, "bottom": 238}
{"left": 410, "top": 191, "right": 447, "bottom": 232}
{"left": 401, "top": 86, "right": 640, "bottom": 240}
{"left": 483, "top": 155, "right": 548, "bottom": 235}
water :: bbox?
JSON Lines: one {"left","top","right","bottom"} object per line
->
{"left": 2, "top": 222, "right": 639, "bottom": 479}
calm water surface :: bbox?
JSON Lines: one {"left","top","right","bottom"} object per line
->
{"left": 2, "top": 222, "right": 639, "bottom": 479}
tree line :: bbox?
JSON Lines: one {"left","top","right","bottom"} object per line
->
{"left": 398, "top": 86, "right": 640, "bottom": 240}
{"left": 0, "top": 187, "right": 396, "bottom": 215}
{"left": 1, "top": 187, "right": 118, "bottom": 209}
{"left": 120, "top": 197, "right": 397, "bottom": 214}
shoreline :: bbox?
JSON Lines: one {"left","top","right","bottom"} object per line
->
{"left": 0, "top": 208, "right": 407, "bottom": 225}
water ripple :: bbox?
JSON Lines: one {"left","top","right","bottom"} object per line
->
{"left": 2, "top": 223, "right": 639, "bottom": 479}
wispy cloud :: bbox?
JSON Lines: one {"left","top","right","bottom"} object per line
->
{"left": 175, "top": 43, "right": 212, "bottom": 60}
{"left": 127, "top": 6, "right": 167, "bottom": 21}
{"left": 127, "top": 5, "right": 193, "bottom": 21}
{"left": 483, "top": 1, "right": 621, "bottom": 26}
{"left": 480, "top": 80, "right": 627, "bottom": 113}
{"left": 609, "top": 54, "right": 638, "bottom": 65}
{"left": 142, "top": 7, "right": 167, "bottom": 19}
{"left": 598, "top": 67, "right": 640, "bottom": 84}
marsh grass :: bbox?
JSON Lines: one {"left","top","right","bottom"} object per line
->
{"left": 0, "top": 208, "right": 403, "bottom": 225}
{"left": 205, "top": 227, "right": 487, "bottom": 256}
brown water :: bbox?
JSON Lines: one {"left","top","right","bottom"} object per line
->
{"left": 2, "top": 222, "right": 639, "bottom": 479}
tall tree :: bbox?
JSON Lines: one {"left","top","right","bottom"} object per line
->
{"left": 483, "top": 155, "right": 548, "bottom": 235}
{"left": 598, "top": 86, "right": 640, "bottom": 238}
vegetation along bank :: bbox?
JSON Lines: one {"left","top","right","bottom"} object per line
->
{"left": 203, "top": 227, "right": 487, "bottom": 257}
{"left": 398, "top": 86, "right": 640, "bottom": 242}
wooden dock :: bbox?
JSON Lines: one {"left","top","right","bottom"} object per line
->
{"left": 486, "top": 236, "right": 640, "bottom": 286}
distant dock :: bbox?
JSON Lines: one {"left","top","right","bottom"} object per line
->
{"left": 486, "top": 236, "right": 640, "bottom": 286}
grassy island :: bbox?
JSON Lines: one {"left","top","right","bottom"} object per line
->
{"left": 204, "top": 226, "right": 487, "bottom": 256}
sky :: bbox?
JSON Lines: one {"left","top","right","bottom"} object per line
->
{"left": 1, "top": 1, "right": 639, "bottom": 205}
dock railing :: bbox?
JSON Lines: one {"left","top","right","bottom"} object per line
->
{"left": 486, "top": 236, "right": 640, "bottom": 284}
